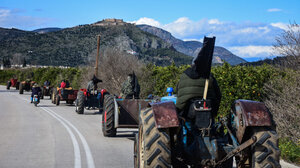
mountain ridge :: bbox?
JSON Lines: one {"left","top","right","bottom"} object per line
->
{"left": 0, "top": 20, "right": 192, "bottom": 66}
{"left": 137, "top": 24, "right": 247, "bottom": 65}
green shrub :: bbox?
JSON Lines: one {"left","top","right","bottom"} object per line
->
{"left": 0, "top": 67, "right": 83, "bottom": 89}
{"left": 279, "top": 138, "right": 300, "bottom": 164}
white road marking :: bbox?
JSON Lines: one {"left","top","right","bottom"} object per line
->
{"left": 15, "top": 93, "right": 95, "bottom": 168}
{"left": 41, "top": 107, "right": 82, "bottom": 168}
{"left": 45, "top": 107, "right": 95, "bottom": 168}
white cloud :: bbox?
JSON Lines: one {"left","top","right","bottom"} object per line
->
{"left": 132, "top": 17, "right": 286, "bottom": 48}
{"left": 271, "top": 22, "right": 289, "bottom": 31}
{"left": 267, "top": 8, "right": 282, "bottom": 12}
{"left": 131, "top": 17, "right": 161, "bottom": 27}
{"left": 228, "top": 46, "right": 274, "bottom": 58}
{"left": 0, "top": 8, "right": 52, "bottom": 30}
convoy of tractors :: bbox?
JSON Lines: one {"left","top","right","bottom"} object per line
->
{"left": 4, "top": 37, "right": 281, "bottom": 168}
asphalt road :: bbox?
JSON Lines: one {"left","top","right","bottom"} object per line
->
{"left": 0, "top": 85, "right": 298, "bottom": 168}
{"left": 0, "top": 85, "right": 136, "bottom": 168}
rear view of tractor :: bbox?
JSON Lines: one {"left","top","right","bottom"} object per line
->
{"left": 19, "top": 80, "right": 35, "bottom": 94}
{"left": 75, "top": 88, "right": 108, "bottom": 114}
{"left": 51, "top": 86, "right": 78, "bottom": 105}
{"left": 6, "top": 78, "right": 19, "bottom": 90}
{"left": 134, "top": 37, "right": 280, "bottom": 168}
{"left": 41, "top": 85, "right": 52, "bottom": 99}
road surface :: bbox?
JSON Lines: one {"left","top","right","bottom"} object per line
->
{"left": 0, "top": 85, "right": 136, "bottom": 168}
{"left": 0, "top": 85, "right": 298, "bottom": 168}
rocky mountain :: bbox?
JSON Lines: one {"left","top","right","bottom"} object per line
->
{"left": 33, "top": 27, "right": 62, "bottom": 34}
{"left": 0, "top": 19, "right": 192, "bottom": 66}
{"left": 137, "top": 25, "right": 247, "bottom": 65}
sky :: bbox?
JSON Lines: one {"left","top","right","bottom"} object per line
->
{"left": 0, "top": 0, "right": 299, "bottom": 61}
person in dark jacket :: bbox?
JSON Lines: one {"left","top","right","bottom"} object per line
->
{"left": 176, "top": 36, "right": 221, "bottom": 118}
{"left": 31, "top": 83, "right": 42, "bottom": 103}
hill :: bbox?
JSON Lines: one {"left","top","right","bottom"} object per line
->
{"left": 0, "top": 20, "right": 192, "bottom": 66}
{"left": 33, "top": 27, "right": 62, "bottom": 34}
{"left": 137, "top": 24, "right": 247, "bottom": 65}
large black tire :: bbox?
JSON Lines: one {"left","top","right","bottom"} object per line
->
{"left": 51, "top": 89, "right": 57, "bottom": 104}
{"left": 135, "top": 108, "right": 172, "bottom": 168}
{"left": 6, "top": 81, "right": 11, "bottom": 90}
{"left": 16, "top": 82, "right": 19, "bottom": 90}
{"left": 76, "top": 91, "right": 85, "bottom": 114}
{"left": 41, "top": 88, "right": 44, "bottom": 99}
{"left": 248, "top": 127, "right": 281, "bottom": 168}
{"left": 19, "top": 84, "right": 24, "bottom": 94}
{"left": 55, "top": 94, "right": 60, "bottom": 106}
{"left": 102, "top": 94, "right": 116, "bottom": 137}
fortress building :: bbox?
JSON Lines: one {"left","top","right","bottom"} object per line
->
{"left": 93, "top": 19, "right": 127, "bottom": 26}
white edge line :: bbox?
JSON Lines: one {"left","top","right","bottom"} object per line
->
{"left": 45, "top": 107, "right": 95, "bottom": 168}
{"left": 40, "top": 107, "right": 82, "bottom": 168}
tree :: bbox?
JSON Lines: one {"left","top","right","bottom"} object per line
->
{"left": 22, "top": 58, "right": 27, "bottom": 67}
{"left": 273, "top": 22, "right": 300, "bottom": 68}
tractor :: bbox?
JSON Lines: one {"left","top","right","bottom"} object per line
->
{"left": 102, "top": 94, "right": 151, "bottom": 137}
{"left": 51, "top": 87, "right": 78, "bottom": 106}
{"left": 41, "top": 85, "right": 52, "bottom": 99}
{"left": 19, "top": 80, "right": 36, "bottom": 94}
{"left": 134, "top": 37, "right": 280, "bottom": 168}
{"left": 75, "top": 88, "right": 108, "bottom": 114}
{"left": 6, "top": 78, "right": 20, "bottom": 90}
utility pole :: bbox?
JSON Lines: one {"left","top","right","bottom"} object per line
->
{"left": 95, "top": 35, "right": 100, "bottom": 77}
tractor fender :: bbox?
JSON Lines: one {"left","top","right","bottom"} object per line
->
{"left": 151, "top": 101, "right": 180, "bottom": 128}
{"left": 231, "top": 99, "right": 273, "bottom": 143}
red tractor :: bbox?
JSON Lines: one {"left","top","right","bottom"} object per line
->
{"left": 75, "top": 88, "right": 108, "bottom": 114}
{"left": 51, "top": 87, "right": 78, "bottom": 105}
{"left": 6, "top": 78, "right": 20, "bottom": 90}
{"left": 19, "top": 80, "right": 36, "bottom": 94}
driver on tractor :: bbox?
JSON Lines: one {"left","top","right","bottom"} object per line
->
{"left": 31, "top": 83, "right": 41, "bottom": 103}
{"left": 86, "top": 75, "right": 102, "bottom": 109}
{"left": 120, "top": 72, "right": 140, "bottom": 99}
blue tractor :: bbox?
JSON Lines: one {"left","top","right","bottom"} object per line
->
{"left": 134, "top": 36, "right": 280, "bottom": 168}
{"left": 134, "top": 87, "right": 280, "bottom": 168}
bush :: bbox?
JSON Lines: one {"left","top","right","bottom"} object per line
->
{"left": 0, "top": 67, "right": 83, "bottom": 89}
{"left": 279, "top": 138, "right": 300, "bottom": 164}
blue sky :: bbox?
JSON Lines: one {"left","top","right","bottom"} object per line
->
{"left": 0, "top": 0, "right": 299, "bottom": 61}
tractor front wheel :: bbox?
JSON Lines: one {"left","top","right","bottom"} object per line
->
{"left": 76, "top": 91, "right": 85, "bottom": 114}
{"left": 102, "top": 94, "right": 116, "bottom": 137}
{"left": 135, "top": 108, "right": 172, "bottom": 168}
{"left": 55, "top": 95, "right": 60, "bottom": 106}
{"left": 19, "top": 84, "right": 24, "bottom": 94}
{"left": 6, "top": 81, "right": 11, "bottom": 90}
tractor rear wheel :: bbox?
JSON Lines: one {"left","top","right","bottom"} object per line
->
{"left": 76, "top": 91, "right": 85, "bottom": 114}
{"left": 55, "top": 94, "right": 60, "bottom": 106}
{"left": 19, "top": 84, "right": 24, "bottom": 94}
{"left": 241, "top": 127, "right": 280, "bottom": 168}
{"left": 51, "top": 89, "right": 56, "bottom": 104}
{"left": 135, "top": 108, "right": 172, "bottom": 168}
{"left": 6, "top": 81, "right": 11, "bottom": 90}
{"left": 102, "top": 94, "right": 116, "bottom": 137}
{"left": 41, "top": 88, "right": 44, "bottom": 99}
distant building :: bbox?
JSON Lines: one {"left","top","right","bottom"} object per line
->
{"left": 93, "top": 18, "right": 128, "bottom": 26}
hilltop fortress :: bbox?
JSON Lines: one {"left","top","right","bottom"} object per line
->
{"left": 93, "top": 18, "right": 128, "bottom": 26}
